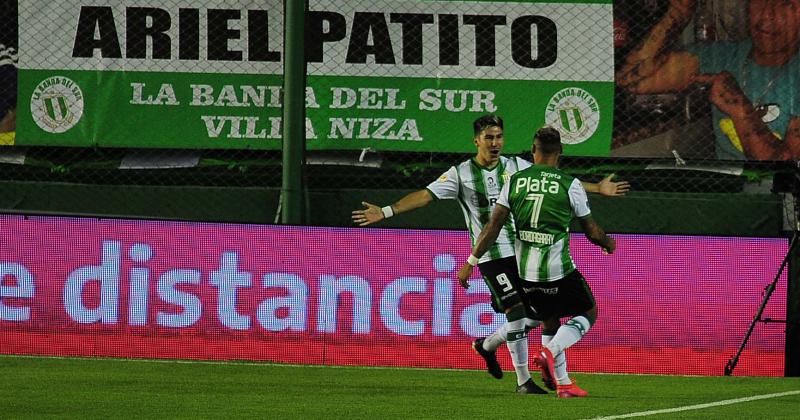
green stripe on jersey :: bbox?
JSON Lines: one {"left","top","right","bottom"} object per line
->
{"left": 457, "top": 192, "right": 477, "bottom": 246}
{"left": 496, "top": 159, "right": 517, "bottom": 252}
{"left": 538, "top": 246, "right": 550, "bottom": 280}
{"left": 455, "top": 169, "right": 477, "bottom": 246}
{"left": 559, "top": 240, "right": 572, "bottom": 275}
{"left": 518, "top": 243, "right": 532, "bottom": 281}
{"left": 468, "top": 159, "right": 500, "bottom": 260}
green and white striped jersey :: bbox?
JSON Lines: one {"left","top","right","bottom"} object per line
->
{"left": 426, "top": 156, "right": 530, "bottom": 264}
{"left": 496, "top": 165, "right": 591, "bottom": 282}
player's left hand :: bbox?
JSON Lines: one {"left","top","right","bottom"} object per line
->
{"left": 598, "top": 174, "right": 631, "bottom": 197}
{"left": 351, "top": 201, "right": 384, "bottom": 226}
{"left": 602, "top": 236, "right": 616, "bottom": 255}
{"left": 457, "top": 263, "right": 473, "bottom": 289}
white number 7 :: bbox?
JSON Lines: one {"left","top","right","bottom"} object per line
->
{"left": 525, "top": 193, "right": 544, "bottom": 228}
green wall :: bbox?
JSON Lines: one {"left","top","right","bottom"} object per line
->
{"left": 319, "top": 189, "right": 784, "bottom": 237}
{"left": 0, "top": 180, "right": 785, "bottom": 236}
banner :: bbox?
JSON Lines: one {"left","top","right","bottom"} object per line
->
{"left": 0, "top": 214, "right": 788, "bottom": 376}
{"left": 14, "top": 0, "right": 614, "bottom": 154}
{"left": 9, "top": 1, "right": 800, "bottom": 161}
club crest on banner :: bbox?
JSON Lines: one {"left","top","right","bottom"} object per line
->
{"left": 30, "top": 76, "right": 84, "bottom": 133}
{"left": 545, "top": 87, "right": 600, "bottom": 145}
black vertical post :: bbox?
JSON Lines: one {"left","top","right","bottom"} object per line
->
{"left": 786, "top": 185, "right": 800, "bottom": 376}
{"left": 280, "top": 0, "right": 307, "bottom": 224}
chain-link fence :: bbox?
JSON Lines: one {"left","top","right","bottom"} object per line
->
{"left": 0, "top": 0, "right": 795, "bottom": 225}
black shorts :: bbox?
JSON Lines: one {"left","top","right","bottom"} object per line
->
{"left": 477, "top": 256, "right": 525, "bottom": 312}
{"left": 522, "top": 269, "right": 595, "bottom": 320}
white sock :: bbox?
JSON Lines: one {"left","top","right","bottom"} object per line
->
{"left": 482, "top": 322, "right": 508, "bottom": 352}
{"left": 542, "top": 334, "right": 570, "bottom": 385}
{"left": 545, "top": 316, "right": 591, "bottom": 356}
{"left": 505, "top": 319, "right": 530, "bottom": 386}
{"left": 483, "top": 318, "right": 540, "bottom": 352}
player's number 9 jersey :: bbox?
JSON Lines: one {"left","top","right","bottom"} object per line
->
{"left": 426, "top": 156, "right": 530, "bottom": 264}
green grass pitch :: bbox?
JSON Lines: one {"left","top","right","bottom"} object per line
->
{"left": 1, "top": 355, "right": 799, "bottom": 419}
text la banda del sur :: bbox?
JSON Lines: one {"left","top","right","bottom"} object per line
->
{"left": 129, "top": 82, "right": 499, "bottom": 141}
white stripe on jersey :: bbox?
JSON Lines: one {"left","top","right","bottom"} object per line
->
{"left": 546, "top": 239, "right": 567, "bottom": 280}
{"left": 518, "top": 242, "right": 541, "bottom": 279}
{"left": 516, "top": 237, "right": 574, "bottom": 282}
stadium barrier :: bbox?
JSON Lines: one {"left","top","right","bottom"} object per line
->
{"left": 0, "top": 214, "right": 788, "bottom": 376}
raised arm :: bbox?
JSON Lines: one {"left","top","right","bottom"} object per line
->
{"left": 351, "top": 189, "right": 434, "bottom": 226}
{"left": 456, "top": 204, "right": 510, "bottom": 288}
{"left": 578, "top": 216, "right": 615, "bottom": 254}
{"left": 617, "top": 0, "right": 700, "bottom": 94}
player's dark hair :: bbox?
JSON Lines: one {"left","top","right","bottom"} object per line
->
{"left": 533, "top": 126, "right": 562, "bottom": 154}
{"left": 473, "top": 114, "right": 503, "bottom": 136}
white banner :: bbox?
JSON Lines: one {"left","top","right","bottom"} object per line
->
{"left": 20, "top": 0, "right": 613, "bottom": 81}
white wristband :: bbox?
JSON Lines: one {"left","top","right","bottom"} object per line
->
{"left": 381, "top": 205, "right": 394, "bottom": 219}
{"left": 467, "top": 254, "right": 479, "bottom": 266}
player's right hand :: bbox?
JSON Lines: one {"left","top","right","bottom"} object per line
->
{"left": 351, "top": 201, "right": 384, "bottom": 226}
{"left": 457, "top": 263, "right": 473, "bottom": 289}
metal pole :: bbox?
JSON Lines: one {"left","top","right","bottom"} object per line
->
{"left": 725, "top": 230, "right": 799, "bottom": 376}
{"left": 280, "top": 0, "right": 307, "bottom": 224}
{"left": 787, "top": 231, "right": 800, "bottom": 377}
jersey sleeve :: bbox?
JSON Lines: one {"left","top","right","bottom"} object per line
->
{"left": 425, "top": 166, "right": 459, "bottom": 200}
{"left": 568, "top": 178, "right": 591, "bottom": 218}
{"left": 495, "top": 181, "right": 511, "bottom": 209}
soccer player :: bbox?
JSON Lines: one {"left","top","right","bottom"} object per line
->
{"left": 457, "top": 126, "right": 616, "bottom": 398}
{"left": 352, "top": 115, "right": 628, "bottom": 394}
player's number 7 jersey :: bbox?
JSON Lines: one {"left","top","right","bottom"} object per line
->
{"left": 497, "top": 165, "right": 591, "bottom": 282}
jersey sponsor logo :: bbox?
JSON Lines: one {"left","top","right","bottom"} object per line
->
{"left": 30, "top": 76, "right": 84, "bottom": 133}
{"left": 523, "top": 285, "right": 559, "bottom": 294}
{"left": 438, "top": 174, "right": 448, "bottom": 182}
{"left": 545, "top": 87, "right": 599, "bottom": 145}
{"left": 514, "top": 176, "right": 560, "bottom": 195}
{"left": 519, "top": 230, "right": 554, "bottom": 245}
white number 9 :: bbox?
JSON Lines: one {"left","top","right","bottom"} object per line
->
{"left": 496, "top": 273, "right": 513, "bottom": 292}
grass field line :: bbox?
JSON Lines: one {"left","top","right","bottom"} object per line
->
{"left": 0, "top": 354, "right": 714, "bottom": 377}
{"left": 587, "top": 389, "right": 800, "bottom": 419}
{"left": 0, "top": 353, "right": 474, "bottom": 372}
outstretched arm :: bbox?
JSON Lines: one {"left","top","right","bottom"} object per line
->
{"left": 617, "top": 0, "right": 700, "bottom": 94}
{"left": 457, "top": 205, "right": 510, "bottom": 288}
{"left": 581, "top": 174, "right": 631, "bottom": 197}
{"left": 351, "top": 189, "right": 434, "bottom": 226}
